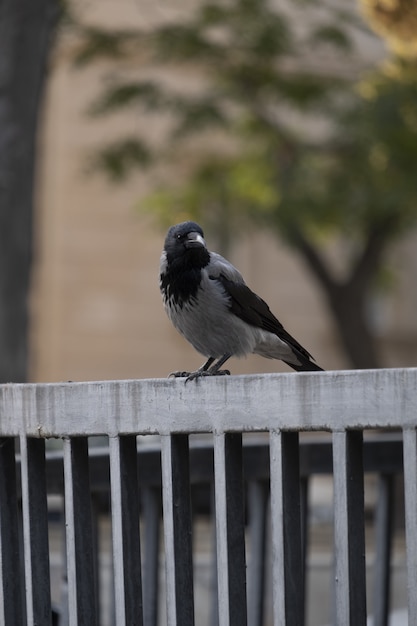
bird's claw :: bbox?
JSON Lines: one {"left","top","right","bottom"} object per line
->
{"left": 168, "top": 371, "right": 191, "bottom": 378}
{"left": 211, "top": 369, "right": 230, "bottom": 377}
{"left": 185, "top": 368, "right": 230, "bottom": 383}
{"left": 169, "top": 367, "right": 230, "bottom": 383}
{"left": 185, "top": 371, "right": 210, "bottom": 383}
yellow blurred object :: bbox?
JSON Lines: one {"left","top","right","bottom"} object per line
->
{"left": 359, "top": 0, "right": 417, "bottom": 56}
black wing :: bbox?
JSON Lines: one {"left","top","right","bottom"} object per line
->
{"left": 214, "top": 273, "right": 318, "bottom": 364}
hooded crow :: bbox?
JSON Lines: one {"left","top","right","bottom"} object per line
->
{"left": 160, "top": 221, "right": 323, "bottom": 381}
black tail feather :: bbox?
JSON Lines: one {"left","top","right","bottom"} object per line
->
{"left": 283, "top": 355, "right": 324, "bottom": 372}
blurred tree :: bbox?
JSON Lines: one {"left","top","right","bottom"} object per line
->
{"left": 73, "top": 0, "right": 417, "bottom": 368}
{"left": 0, "top": 0, "right": 60, "bottom": 382}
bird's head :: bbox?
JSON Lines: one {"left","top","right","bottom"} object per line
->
{"left": 163, "top": 221, "right": 209, "bottom": 269}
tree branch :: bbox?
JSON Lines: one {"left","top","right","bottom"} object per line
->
{"left": 288, "top": 226, "right": 337, "bottom": 291}
{"left": 349, "top": 214, "right": 400, "bottom": 291}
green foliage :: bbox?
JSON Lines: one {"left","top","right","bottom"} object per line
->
{"left": 73, "top": 0, "right": 352, "bottom": 181}
{"left": 89, "top": 138, "right": 152, "bottom": 181}
{"left": 308, "top": 24, "right": 353, "bottom": 50}
{"left": 72, "top": 28, "right": 138, "bottom": 66}
{"left": 144, "top": 152, "right": 280, "bottom": 226}
{"left": 151, "top": 24, "right": 226, "bottom": 62}
{"left": 324, "top": 59, "right": 417, "bottom": 235}
{"left": 89, "top": 81, "right": 166, "bottom": 115}
{"left": 267, "top": 61, "right": 417, "bottom": 246}
{"left": 73, "top": 0, "right": 417, "bottom": 252}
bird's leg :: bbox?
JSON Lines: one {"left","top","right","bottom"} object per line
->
{"left": 170, "top": 354, "right": 232, "bottom": 383}
{"left": 169, "top": 357, "right": 215, "bottom": 379}
{"left": 184, "top": 354, "right": 232, "bottom": 383}
{"left": 207, "top": 353, "right": 232, "bottom": 377}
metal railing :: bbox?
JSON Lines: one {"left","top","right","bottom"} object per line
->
{"left": 0, "top": 368, "right": 416, "bottom": 625}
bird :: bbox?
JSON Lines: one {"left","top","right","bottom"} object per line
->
{"left": 160, "top": 221, "right": 323, "bottom": 381}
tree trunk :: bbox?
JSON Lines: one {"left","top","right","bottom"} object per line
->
{"left": 324, "top": 282, "right": 380, "bottom": 369}
{"left": 0, "top": 0, "right": 59, "bottom": 382}
{"left": 291, "top": 228, "right": 386, "bottom": 369}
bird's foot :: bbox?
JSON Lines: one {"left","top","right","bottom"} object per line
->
{"left": 209, "top": 368, "right": 230, "bottom": 377}
{"left": 169, "top": 355, "right": 231, "bottom": 382}
{"left": 168, "top": 371, "right": 192, "bottom": 378}
{"left": 185, "top": 370, "right": 211, "bottom": 383}
{"left": 185, "top": 368, "right": 230, "bottom": 383}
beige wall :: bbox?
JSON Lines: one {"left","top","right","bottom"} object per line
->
{"left": 29, "top": 0, "right": 417, "bottom": 383}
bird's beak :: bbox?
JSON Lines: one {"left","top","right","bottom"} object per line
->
{"left": 185, "top": 232, "right": 206, "bottom": 249}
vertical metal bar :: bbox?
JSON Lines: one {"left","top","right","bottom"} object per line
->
{"left": 214, "top": 432, "right": 230, "bottom": 626}
{"left": 142, "top": 486, "right": 161, "bottom": 626}
{"left": 213, "top": 432, "right": 247, "bottom": 626}
{"left": 247, "top": 481, "right": 268, "bottom": 626}
{"left": 90, "top": 497, "right": 101, "bottom": 624}
{"left": 60, "top": 511, "right": 69, "bottom": 626}
{"left": 270, "top": 430, "right": 285, "bottom": 626}
{"left": 270, "top": 430, "right": 303, "bottom": 626}
{"left": 161, "top": 434, "right": 194, "bottom": 626}
{"left": 300, "top": 475, "right": 309, "bottom": 626}
{"left": 0, "top": 437, "right": 24, "bottom": 625}
{"left": 210, "top": 482, "right": 219, "bottom": 626}
{"left": 373, "top": 474, "right": 394, "bottom": 626}
{"left": 403, "top": 427, "right": 417, "bottom": 624}
{"left": 20, "top": 436, "right": 52, "bottom": 625}
{"left": 109, "top": 435, "right": 143, "bottom": 626}
{"left": 332, "top": 430, "right": 366, "bottom": 626}
{"left": 63, "top": 437, "right": 97, "bottom": 626}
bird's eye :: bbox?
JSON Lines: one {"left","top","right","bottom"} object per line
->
{"left": 176, "top": 233, "right": 184, "bottom": 240}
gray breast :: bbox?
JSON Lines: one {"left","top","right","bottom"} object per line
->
{"left": 165, "top": 274, "right": 258, "bottom": 359}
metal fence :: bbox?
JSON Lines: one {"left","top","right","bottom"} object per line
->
{"left": 0, "top": 368, "right": 416, "bottom": 625}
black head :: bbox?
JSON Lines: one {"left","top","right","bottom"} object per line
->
{"left": 160, "top": 221, "right": 210, "bottom": 306}
{"left": 163, "top": 221, "right": 209, "bottom": 268}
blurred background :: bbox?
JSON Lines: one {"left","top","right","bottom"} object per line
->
{"left": 2, "top": 0, "right": 417, "bottom": 384}
{"left": 2, "top": 3, "right": 416, "bottom": 624}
